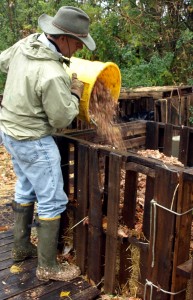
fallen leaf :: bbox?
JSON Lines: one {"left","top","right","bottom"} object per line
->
{"left": 60, "top": 291, "right": 70, "bottom": 298}
{"left": 0, "top": 226, "right": 9, "bottom": 232}
{"left": 10, "top": 265, "right": 23, "bottom": 274}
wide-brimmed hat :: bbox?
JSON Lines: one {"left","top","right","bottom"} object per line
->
{"left": 38, "top": 6, "right": 96, "bottom": 51}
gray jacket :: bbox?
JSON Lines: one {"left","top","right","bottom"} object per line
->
{"left": 0, "top": 34, "right": 79, "bottom": 140}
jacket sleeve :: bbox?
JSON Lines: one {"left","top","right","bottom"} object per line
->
{"left": 41, "top": 70, "right": 79, "bottom": 129}
{"left": 0, "top": 43, "right": 19, "bottom": 73}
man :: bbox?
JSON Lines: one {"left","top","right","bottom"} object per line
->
{"left": 0, "top": 6, "right": 96, "bottom": 282}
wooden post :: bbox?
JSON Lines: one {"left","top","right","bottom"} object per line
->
{"left": 75, "top": 143, "right": 89, "bottom": 274}
{"left": 119, "top": 169, "right": 138, "bottom": 284}
{"left": 104, "top": 152, "right": 122, "bottom": 293}
{"left": 179, "top": 126, "right": 189, "bottom": 166}
{"left": 146, "top": 122, "right": 159, "bottom": 150}
{"left": 171, "top": 171, "right": 193, "bottom": 300}
{"left": 163, "top": 123, "right": 173, "bottom": 156}
{"left": 87, "top": 147, "right": 103, "bottom": 285}
{"left": 146, "top": 166, "right": 179, "bottom": 299}
{"left": 54, "top": 136, "right": 71, "bottom": 252}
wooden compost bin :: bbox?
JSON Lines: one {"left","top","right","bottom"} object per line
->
{"left": 119, "top": 86, "right": 193, "bottom": 126}
{"left": 54, "top": 122, "right": 193, "bottom": 300}
{"left": 63, "top": 120, "right": 193, "bottom": 167}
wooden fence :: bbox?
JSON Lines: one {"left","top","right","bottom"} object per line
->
{"left": 54, "top": 123, "right": 193, "bottom": 300}
{"left": 63, "top": 120, "right": 193, "bottom": 166}
{"left": 119, "top": 86, "right": 193, "bottom": 126}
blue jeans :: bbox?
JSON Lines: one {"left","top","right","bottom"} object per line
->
{"left": 1, "top": 132, "right": 68, "bottom": 218}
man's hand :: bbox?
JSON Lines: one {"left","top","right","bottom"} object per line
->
{"left": 71, "top": 73, "right": 84, "bottom": 100}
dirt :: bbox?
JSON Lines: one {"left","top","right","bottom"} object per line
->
{"left": 0, "top": 144, "right": 15, "bottom": 230}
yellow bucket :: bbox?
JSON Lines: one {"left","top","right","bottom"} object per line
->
{"left": 66, "top": 57, "right": 121, "bottom": 123}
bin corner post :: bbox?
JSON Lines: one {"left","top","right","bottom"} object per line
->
{"left": 171, "top": 171, "right": 193, "bottom": 300}
{"left": 146, "top": 166, "right": 179, "bottom": 300}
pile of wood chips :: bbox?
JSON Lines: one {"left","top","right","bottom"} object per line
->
{"left": 137, "top": 149, "right": 184, "bottom": 167}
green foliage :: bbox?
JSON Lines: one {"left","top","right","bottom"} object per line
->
{"left": 0, "top": 0, "right": 193, "bottom": 90}
{"left": 0, "top": 73, "right": 6, "bottom": 94}
{"left": 121, "top": 53, "right": 174, "bottom": 88}
{"left": 189, "top": 106, "right": 193, "bottom": 125}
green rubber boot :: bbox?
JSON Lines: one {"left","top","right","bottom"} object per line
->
{"left": 12, "top": 201, "right": 37, "bottom": 262}
{"left": 36, "top": 217, "right": 80, "bottom": 282}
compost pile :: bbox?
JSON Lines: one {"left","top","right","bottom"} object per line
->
{"left": 90, "top": 79, "right": 126, "bottom": 151}
{"left": 137, "top": 149, "right": 184, "bottom": 167}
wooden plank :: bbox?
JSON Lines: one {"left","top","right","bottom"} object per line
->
{"left": 0, "top": 259, "right": 15, "bottom": 271}
{"left": 87, "top": 147, "right": 103, "bottom": 284}
{"left": 54, "top": 136, "right": 72, "bottom": 252}
{"left": 119, "top": 169, "right": 138, "bottom": 284}
{"left": 119, "top": 121, "right": 146, "bottom": 138}
{"left": 170, "top": 97, "right": 180, "bottom": 125}
{"left": 0, "top": 267, "right": 40, "bottom": 299}
{"left": 147, "top": 166, "right": 179, "bottom": 299}
{"left": 176, "top": 258, "right": 192, "bottom": 279}
{"left": 0, "top": 253, "right": 99, "bottom": 300}
{"left": 124, "top": 136, "right": 146, "bottom": 149}
{"left": 125, "top": 162, "right": 155, "bottom": 177}
{"left": 0, "top": 231, "right": 13, "bottom": 239}
{"left": 143, "top": 176, "right": 155, "bottom": 240}
{"left": 122, "top": 170, "right": 138, "bottom": 229}
{"left": 23, "top": 278, "right": 98, "bottom": 300}
{"left": 166, "top": 98, "right": 172, "bottom": 124}
{"left": 0, "top": 266, "right": 37, "bottom": 291}
{"left": 186, "top": 132, "right": 193, "bottom": 167}
{"left": 104, "top": 153, "right": 122, "bottom": 293}
{"left": 71, "top": 286, "right": 100, "bottom": 299}
{"left": 73, "top": 143, "right": 78, "bottom": 200}
{"left": 119, "top": 86, "right": 193, "bottom": 100}
{"left": 0, "top": 258, "right": 37, "bottom": 280}
{"left": 160, "top": 99, "right": 168, "bottom": 123}
{"left": 178, "top": 126, "right": 189, "bottom": 166}
{"left": 154, "top": 99, "right": 168, "bottom": 123}
{"left": 0, "top": 243, "right": 12, "bottom": 254}
{"left": 103, "top": 155, "right": 109, "bottom": 216}
{"left": 139, "top": 176, "right": 154, "bottom": 287}
{"left": 123, "top": 236, "right": 149, "bottom": 251}
{"left": 145, "top": 122, "right": 159, "bottom": 150}
{"left": 0, "top": 235, "right": 13, "bottom": 247}
{"left": 163, "top": 123, "right": 173, "bottom": 156}
{"left": 0, "top": 249, "right": 11, "bottom": 262}
{"left": 180, "top": 96, "right": 188, "bottom": 126}
{"left": 171, "top": 173, "right": 193, "bottom": 300}
{"left": 75, "top": 143, "right": 89, "bottom": 274}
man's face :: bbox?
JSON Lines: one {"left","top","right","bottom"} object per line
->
{"left": 58, "top": 36, "right": 84, "bottom": 57}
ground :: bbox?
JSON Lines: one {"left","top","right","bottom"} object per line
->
{"left": 0, "top": 145, "right": 15, "bottom": 230}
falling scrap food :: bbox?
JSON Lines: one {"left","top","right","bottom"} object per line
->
{"left": 89, "top": 79, "right": 126, "bottom": 150}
